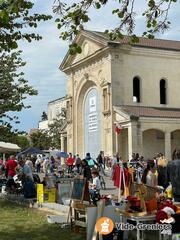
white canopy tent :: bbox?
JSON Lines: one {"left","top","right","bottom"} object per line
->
{"left": 0, "top": 141, "right": 21, "bottom": 153}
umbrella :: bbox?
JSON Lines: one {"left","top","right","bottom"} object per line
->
{"left": 51, "top": 151, "right": 69, "bottom": 158}
{"left": 16, "top": 147, "right": 43, "bottom": 157}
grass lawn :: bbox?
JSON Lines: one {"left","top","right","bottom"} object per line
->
{"left": 0, "top": 200, "right": 85, "bottom": 240}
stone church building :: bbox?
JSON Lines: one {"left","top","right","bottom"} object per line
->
{"left": 60, "top": 30, "right": 180, "bottom": 161}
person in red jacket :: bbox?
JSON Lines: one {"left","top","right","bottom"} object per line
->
{"left": 66, "top": 153, "right": 74, "bottom": 173}
{"left": 5, "top": 155, "right": 17, "bottom": 192}
{"left": 5, "top": 155, "right": 17, "bottom": 178}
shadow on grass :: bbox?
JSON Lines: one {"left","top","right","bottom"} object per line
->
{"left": 0, "top": 200, "right": 85, "bottom": 240}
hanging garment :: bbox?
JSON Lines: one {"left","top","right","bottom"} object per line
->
{"left": 112, "top": 165, "right": 129, "bottom": 190}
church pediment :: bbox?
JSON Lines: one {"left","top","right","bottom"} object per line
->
{"left": 71, "top": 38, "right": 104, "bottom": 64}
{"left": 60, "top": 30, "right": 107, "bottom": 71}
{"left": 114, "top": 106, "right": 131, "bottom": 123}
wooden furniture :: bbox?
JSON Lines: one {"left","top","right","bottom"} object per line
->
{"left": 70, "top": 200, "right": 90, "bottom": 228}
{"left": 69, "top": 178, "right": 90, "bottom": 230}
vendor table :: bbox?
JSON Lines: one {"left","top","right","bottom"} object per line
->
{"left": 118, "top": 212, "right": 156, "bottom": 240}
{"left": 118, "top": 212, "right": 172, "bottom": 240}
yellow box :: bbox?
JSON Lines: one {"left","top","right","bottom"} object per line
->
{"left": 37, "top": 184, "right": 44, "bottom": 203}
{"left": 37, "top": 184, "right": 56, "bottom": 203}
{"left": 44, "top": 187, "right": 56, "bottom": 203}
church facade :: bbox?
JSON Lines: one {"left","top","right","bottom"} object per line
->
{"left": 60, "top": 30, "right": 180, "bottom": 161}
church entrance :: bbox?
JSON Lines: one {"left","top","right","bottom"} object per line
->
{"left": 84, "top": 88, "right": 101, "bottom": 159}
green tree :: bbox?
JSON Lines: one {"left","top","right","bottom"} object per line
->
{"left": 0, "top": 124, "right": 18, "bottom": 142}
{"left": 0, "top": 0, "right": 52, "bottom": 51}
{"left": 53, "top": 0, "right": 177, "bottom": 53}
{"left": 0, "top": 51, "right": 37, "bottom": 133}
{"left": 0, "top": 0, "right": 52, "bottom": 139}
{"left": 48, "top": 115, "right": 63, "bottom": 149}
{"left": 30, "top": 130, "right": 51, "bottom": 150}
{"left": 48, "top": 109, "right": 67, "bottom": 149}
{"left": 11, "top": 134, "right": 30, "bottom": 150}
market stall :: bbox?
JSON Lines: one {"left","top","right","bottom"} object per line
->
{"left": 2, "top": 150, "right": 179, "bottom": 240}
{"left": 0, "top": 141, "right": 21, "bottom": 153}
{"left": 16, "top": 147, "right": 43, "bottom": 158}
{"left": 34, "top": 159, "right": 180, "bottom": 240}
{"left": 0, "top": 141, "right": 21, "bottom": 162}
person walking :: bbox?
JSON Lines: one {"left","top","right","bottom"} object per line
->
{"left": 85, "top": 153, "right": 97, "bottom": 169}
{"left": 35, "top": 155, "right": 41, "bottom": 173}
{"left": 81, "top": 159, "right": 92, "bottom": 181}
{"left": 66, "top": 153, "right": 74, "bottom": 173}
{"left": 75, "top": 154, "right": 81, "bottom": 173}
{"left": 157, "top": 154, "right": 168, "bottom": 189}
{"left": 97, "top": 151, "right": 104, "bottom": 168}
{"left": 111, "top": 153, "right": 122, "bottom": 177}
{"left": 25, "top": 157, "right": 34, "bottom": 172}
{"left": 50, "top": 156, "right": 55, "bottom": 173}
{"left": 43, "top": 157, "right": 50, "bottom": 175}
{"left": 142, "top": 160, "right": 157, "bottom": 188}
{"left": 97, "top": 151, "right": 107, "bottom": 176}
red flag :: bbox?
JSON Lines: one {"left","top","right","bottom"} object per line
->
{"left": 115, "top": 125, "right": 122, "bottom": 134}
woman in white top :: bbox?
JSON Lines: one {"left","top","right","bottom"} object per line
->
{"left": 142, "top": 160, "right": 157, "bottom": 188}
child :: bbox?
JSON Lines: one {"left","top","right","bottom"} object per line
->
{"left": 89, "top": 170, "right": 101, "bottom": 205}
{"left": 89, "top": 170, "right": 101, "bottom": 191}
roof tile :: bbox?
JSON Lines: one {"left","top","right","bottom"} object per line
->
{"left": 121, "top": 106, "right": 180, "bottom": 118}
{"left": 84, "top": 30, "right": 180, "bottom": 51}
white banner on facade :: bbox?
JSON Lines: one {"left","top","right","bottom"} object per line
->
{"left": 89, "top": 97, "right": 96, "bottom": 113}
{"left": 88, "top": 113, "right": 98, "bottom": 132}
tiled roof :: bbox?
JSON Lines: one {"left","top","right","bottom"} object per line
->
{"left": 118, "top": 106, "right": 180, "bottom": 118}
{"left": 84, "top": 30, "right": 180, "bottom": 51}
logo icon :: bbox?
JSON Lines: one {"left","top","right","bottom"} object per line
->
{"left": 95, "top": 217, "right": 114, "bottom": 235}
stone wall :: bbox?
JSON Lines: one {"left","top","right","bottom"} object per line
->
{"left": 111, "top": 46, "right": 180, "bottom": 108}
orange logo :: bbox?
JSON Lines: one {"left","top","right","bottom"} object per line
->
{"left": 95, "top": 217, "right": 114, "bottom": 235}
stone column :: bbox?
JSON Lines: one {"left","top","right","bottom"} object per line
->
{"left": 115, "top": 132, "right": 119, "bottom": 153}
{"left": 60, "top": 135, "right": 65, "bottom": 165}
{"left": 165, "top": 131, "right": 171, "bottom": 161}
{"left": 137, "top": 125, "right": 143, "bottom": 157}
{"left": 61, "top": 135, "right": 65, "bottom": 152}
{"left": 128, "top": 122, "right": 139, "bottom": 160}
{"left": 128, "top": 125, "right": 133, "bottom": 160}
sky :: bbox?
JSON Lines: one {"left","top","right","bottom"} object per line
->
{"left": 15, "top": 0, "right": 180, "bottom": 132}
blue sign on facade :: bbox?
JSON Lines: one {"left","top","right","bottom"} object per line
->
{"left": 84, "top": 88, "right": 101, "bottom": 159}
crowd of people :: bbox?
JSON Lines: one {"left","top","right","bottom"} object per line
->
{"left": 0, "top": 149, "right": 180, "bottom": 203}
{"left": 0, "top": 155, "right": 36, "bottom": 198}
{"left": 0, "top": 151, "right": 105, "bottom": 201}
{"left": 111, "top": 150, "right": 180, "bottom": 203}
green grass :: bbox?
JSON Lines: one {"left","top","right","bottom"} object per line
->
{"left": 0, "top": 200, "right": 85, "bottom": 240}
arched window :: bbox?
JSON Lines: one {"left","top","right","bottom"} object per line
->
{"left": 160, "top": 79, "right": 166, "bottom": 104}
{"left": 133, "top": 77, "right": 140, "bottom": 103}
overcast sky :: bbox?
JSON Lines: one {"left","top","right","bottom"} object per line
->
{"left": 15, "top": 0, "right": 180, "bottom": 132}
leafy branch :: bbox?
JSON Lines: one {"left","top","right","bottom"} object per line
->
{"left": 53, "top": 0, "right": 177, "bottom": 52}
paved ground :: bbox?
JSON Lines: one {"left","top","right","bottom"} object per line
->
{"left": 100, "top": 174, "right": 118, "bottom": 196}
